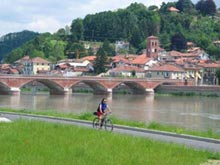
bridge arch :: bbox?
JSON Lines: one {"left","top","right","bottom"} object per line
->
{"left": 20, "top": 79, "right": 65, "bottom": 95}
{"left": 112, "top": 81, "right": 146, "bottom": 94}
{"left": 70, "top": 80, "right": 108, "bottom": 94}
{"left": 0, "top": 82, "right": 11, "bottom": 94}
{"left": 153, "top": 81, "right": 183, "bottom": 92}
{"left": 154, "top": 81, "right": 181, "bottom": 88}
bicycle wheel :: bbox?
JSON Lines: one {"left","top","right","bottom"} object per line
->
{"left": 104, "top": 119, "right": 113, "bottom": 131}
{"left": 93, "top": 117, "right": 99, "bottom": 129}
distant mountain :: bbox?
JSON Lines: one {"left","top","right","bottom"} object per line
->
{"left": 0, "top": 30, "right": 39, "bottom": 62}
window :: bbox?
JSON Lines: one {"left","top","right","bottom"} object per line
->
{"left": 164, "top": 72, "right": 169, "bottom": 77}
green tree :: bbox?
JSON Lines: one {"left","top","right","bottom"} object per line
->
{"left": 0, "top": 30, "right": 38, "bottom": 61}
{"left": 65, "top": 42, "right": 86, "bottom": 59}
{"left": 171, "top": 33, "right": 187, "bottom": 51}
{"left": 5, "top": 48, "right": 23, "bottom": 63}
{"left": 159, "top": 2, "right": 177, "bottom": 13}
{"left": 206, "top": 44, "right": 220, "bottom": 59}
{"left": 31, "top": 50, "right": 44, "bottom": 58}
{"left": 94, "top": 47, "right": 108, "bottom": 74}
{"left": 70, "top": 18, "right": 84, "bottom": 41}
{"left": 102, "top": 39, "right": 115, "bottom": 56}
{"left": 215, "top": 69, "right": 220, "bottom": 85}
{"left": 51, "top": 41, "right": 66, "bottom": 61}
{"left": 196, "top": 0, "right": 216, "bottom": 15}
{"left": 148, "top": 5, "right": 158, "bottom": 11}
{"left": 176, "top": 0, "right": 194, "bottom": 12}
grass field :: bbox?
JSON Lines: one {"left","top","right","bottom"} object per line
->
{"left": 1, "top": 108, "right": 220, "bottom": 140}
{"left": 0, "top": 120, "right": 219, "bottom": 165}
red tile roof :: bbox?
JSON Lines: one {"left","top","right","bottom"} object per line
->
{"left": 0, "top": 64, "right": 10, "bottom": 69}
{"left": 147, "top": 35, "right": 158, "bottom": 39}
{"left": 10, "top": 68, "right": 19, "bottom": 74}
{"left": 32, "top": 57, "right": 50, "bottom": 63}
{"left": 21, "top": 55, "right": 30, "bottom": 60}
{"left": 131, "top": 54, "right": 152, "bottom": 65}
{"left": 169, "top": 51, "right": 199, "bottom": 58}
{"left": 15, "top": 56, "right": 50, "bottom": 64}
{"left": 168, "top": 7, "right": 180, "bottom": 12}
{"left": 111, "top": 55, "right": 130, "bottom": 64}
{"left": 199, "top": 62, "right": 220, "bottom": 68}
{"left": 110, "top": 65, "right": 145, "bottom": 72}
{"left": 81, "top": 56, "right": 96, "bottom": 61}
{"left": 149, "top": 64, "right": 184, "bottom": 72}
{"left": 57, "top": 63, "right": 69, "bottom": 69}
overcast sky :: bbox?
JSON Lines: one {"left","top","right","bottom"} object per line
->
{"left": 0, "top": 0, "right": 219, "bottom": 37}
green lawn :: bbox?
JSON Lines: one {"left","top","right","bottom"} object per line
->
{"left": 1, "top": 108, "right": 220, "bottom": 140}
{"left": 0, "top": 120, "right": 219, "bottom": 165}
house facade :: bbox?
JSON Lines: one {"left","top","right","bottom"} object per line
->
{"left": 147, "top": 64, "right": 185, "bottom": 79}
{"left": 14, "top": 56, "right": 51, "bottom": 75}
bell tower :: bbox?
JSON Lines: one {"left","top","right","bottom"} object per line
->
{"left": 146, "top": 36, "right": 159, "bottom": 59}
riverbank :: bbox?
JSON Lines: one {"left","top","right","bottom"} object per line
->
{"left": 155, "top": 85, "right": 220, "bottom": 96}
{"left": 0, "top": 119, "right": 219, "bottom": 164}
{"left": 1, "top": 108, "right": 220, "bottom": 140}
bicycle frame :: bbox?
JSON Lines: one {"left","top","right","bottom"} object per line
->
{"left": 93, "top": 112, "right": 113, "bottom": 131}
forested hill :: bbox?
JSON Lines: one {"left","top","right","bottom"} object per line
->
{"left": 4, "top": 1, "right": 220, "bottom": 63}
{"left": 0, "top": 30, "right": 39, "bottom": 61}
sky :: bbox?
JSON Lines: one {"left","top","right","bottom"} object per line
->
{"left": 0, "top": 0, "right": 219, "bottom": 37}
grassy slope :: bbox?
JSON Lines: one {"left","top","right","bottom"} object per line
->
{"left": 1, "top": 108, "right": 220, "bottom": 140}
{"left": 0, "top": 120, "right": 219, "bottom": 165}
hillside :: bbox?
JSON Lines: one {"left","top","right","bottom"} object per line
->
{"left": 0, "top": 30, "right": 39, "bottom": 61}
{"left": 4, "top": 1, "right": 220, "bottom": 63}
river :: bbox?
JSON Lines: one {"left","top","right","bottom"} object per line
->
{"left": 0, "top": 93, "right": 220, "bottom": 133}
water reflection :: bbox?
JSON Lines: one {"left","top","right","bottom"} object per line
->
{"left": 0, "top": 94, "right": 220, "bottom": 132}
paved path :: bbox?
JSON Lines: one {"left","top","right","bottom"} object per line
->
{"left": 1, "top": 111, "right": 220, "bottom": 153}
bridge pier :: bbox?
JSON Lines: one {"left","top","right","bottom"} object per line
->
{"left": 63, "top": 88, "right": 72, "bottom": 95}
{"left": 145, "top": 88, "right": 154, "bottom": 95}
{"left": 107, "top": 88, "right": 112, "bottom": 94}
{"left": 50, "top": 88, "right": 72, "bottom": 95}
{"left": 9, "top": 87, "right": 21, "bottom": 95}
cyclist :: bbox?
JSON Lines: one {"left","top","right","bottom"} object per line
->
{"left": 97, "top": 98, "right": 111, "bottom": 128}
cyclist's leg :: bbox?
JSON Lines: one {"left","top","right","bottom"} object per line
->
{"left": 97, "top": 111, "right": 102, "bottom": 128}
{"left": 104, "top": 118, "right": 113, "bottom": 131}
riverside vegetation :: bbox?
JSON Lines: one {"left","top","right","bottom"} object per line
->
{"left": 0, "top": 119, "right": 220, "bottom": 165}
{"left": 1, "top": 108, "right": 220, "bottom": 139}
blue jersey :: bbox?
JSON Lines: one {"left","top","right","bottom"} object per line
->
{"left": 100, "top": 102, "right": 107, "bottom": 112}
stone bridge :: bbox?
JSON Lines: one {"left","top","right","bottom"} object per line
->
{"left": 0, "top": 75, "right": 190, "bottom": 95}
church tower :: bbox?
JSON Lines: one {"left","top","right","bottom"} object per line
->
{"left": 146, "top": 36, "right": 159, "bottom": 59}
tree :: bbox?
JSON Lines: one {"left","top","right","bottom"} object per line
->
{"left": 102, "top": 39, "right": 115, "bottom": 56}
{"left": 159, "top": 2, "right": 177, "bottom": 13}
{"left": 207, "top": 44, "right": 220, "bottom": 59}
{"left": 215, "top": 69, "right": 220, "bottom": 85}
{"left": 0, "top": 31, "right": 38, "bottom": 61}
{"left": 176, "top": 0, "right": 194, "bottom": 12}
{"left": 51, "top": 41, "right": 66, "bottom": 61}
{"left": 70, "top": 18, "right": 84, "bottom": 41}
{"left": 130, "top": 26, "right": 143, "bottom": 48}
{"left": 170, "top": 33, "right": 187, "bottom": 51}
{"left": 148, "top": 5, "right": 158, "bottom": 11}
{"left": 196, "top": 0, "right": 216, "bottom": 15}
{"left": 94, "top": 47, "right": 108, "bottom": 74}
{"left": 65, "top": 42, "right": 86, "bottom": 59}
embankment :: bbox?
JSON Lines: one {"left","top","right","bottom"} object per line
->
{"left": 155, "top": 85, "right": 220, "bottom": 96}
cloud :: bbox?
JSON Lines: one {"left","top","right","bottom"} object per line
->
{"left": 0, "top": 0, "right": 219, "bottom": 36}
{"left": 27, "top": 16, "right": 62, "bottom": 33}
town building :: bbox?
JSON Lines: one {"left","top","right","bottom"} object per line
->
{"left": 14, "top": 56, "right": 51, "bottom": 75}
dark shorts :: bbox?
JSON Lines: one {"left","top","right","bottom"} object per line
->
{"left": 97, "top": 111, "right": 103, "bottom": 117}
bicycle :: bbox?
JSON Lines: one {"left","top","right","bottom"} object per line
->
{"left": 93, "top": 112, "right": 113, "bottom": 131}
